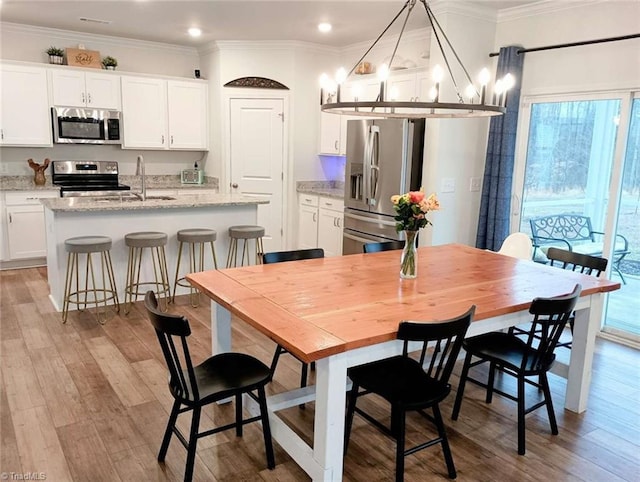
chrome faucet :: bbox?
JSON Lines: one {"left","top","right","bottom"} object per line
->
{"left": 135, "top": 155, "right": 146, "bottom": 201}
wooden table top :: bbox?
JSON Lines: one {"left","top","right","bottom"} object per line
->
{"left": 187, "top": 243, "right": 620, "bottom": 363}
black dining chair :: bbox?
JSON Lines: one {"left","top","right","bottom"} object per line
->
{"left": 345, "top": 306, "right": 475, "bottom": 482}
{"left": 363, "top": 239, "right": 405, "bottom": 253}
{"left": 144, "top": 291, "right": 275, "bottom": 482}
{"left": 452, "top": 284, "right": 581, "bottom": 455}
{"left": 262, "top": 248, "right": 324, "bottom": 392}
{"left": 511, "top": 247, "right": 606, "bottom": 349}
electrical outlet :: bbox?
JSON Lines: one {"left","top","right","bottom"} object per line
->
{"left": 469, "top": 177, "right": 482, "bottom": 192}
{"left": 441, "top": 178, "right": 455, "bottom": 193}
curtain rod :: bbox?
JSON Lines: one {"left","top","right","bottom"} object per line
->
{"left": 489, "top": 33, "right": 640, "bottom": 57}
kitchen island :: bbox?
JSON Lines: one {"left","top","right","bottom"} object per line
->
{"left": 42, "top": 193, "right": 268, "bottom": 312}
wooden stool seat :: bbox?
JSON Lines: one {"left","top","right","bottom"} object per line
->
{"left": 124, "top": 231, "right": 170, "bottom": 314}
{"left": 62, "top": 235, "right": 119, "bottom": 324}
{"left": 173, "top": 228, "right": 218, "bottom": 307}
{"left": 226, "top": 225, "right": 265, "bottom": 267}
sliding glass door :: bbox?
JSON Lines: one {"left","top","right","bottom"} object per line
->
{"left": 513, "top": 92, "right": 639, "bottom": 342}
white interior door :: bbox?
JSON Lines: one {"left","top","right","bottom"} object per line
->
{"left": 229, "top": 97, "right": 285, "bottom": 252}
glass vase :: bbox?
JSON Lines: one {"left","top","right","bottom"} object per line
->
{"left": 400, "top": 230, "right": 418, "bottom": 279}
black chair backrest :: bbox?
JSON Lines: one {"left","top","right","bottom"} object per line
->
{"left": 398, "top": 306, "right": 475, "bottom": 384}
{"left": 363, "top": 240, "right": 405, "bottom": 253}
{"left": 144, "top": 291, "right": 199, "bottom": 401}
{"left": 546, "top": 247, "right": 607, "bottom": 277}
{"left": 525, "top": 284, "right": 582, "bottom": 370}
{"left": 263, "top": 248, "right": 324, "bottom": 264}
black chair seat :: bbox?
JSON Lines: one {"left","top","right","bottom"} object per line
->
{"left": 463, "top": 333, "right": 556, "bottom": 375}
{"left": 349, "top": 356, "right": 450, "bottom": 409}
{"left": 174, "top": 352, "right": 271, "bottom": 404}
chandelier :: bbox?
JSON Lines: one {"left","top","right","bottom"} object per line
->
{"left": 320, "top": 0, "right": 513, "bottom": 119}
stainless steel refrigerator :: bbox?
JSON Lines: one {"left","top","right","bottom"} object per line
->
{"left": 342, "top": 118, "right": 426, "bottom": 255}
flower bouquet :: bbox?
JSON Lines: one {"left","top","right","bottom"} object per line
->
{"left": 391, "top": 189, "right": 440, "bottom": 278}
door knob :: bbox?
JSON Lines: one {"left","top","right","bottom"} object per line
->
{"left": 231, "top": 183, "right": 238, "bottom": 188}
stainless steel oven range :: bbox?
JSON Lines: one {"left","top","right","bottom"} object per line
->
{"left": 52, "top": 160, "right": 131, "bottom": 197}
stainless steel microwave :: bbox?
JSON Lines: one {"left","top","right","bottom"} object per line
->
{"left": 52, "top": 106, "right": 122, "bottom": 144}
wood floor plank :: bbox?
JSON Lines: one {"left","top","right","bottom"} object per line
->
{"left": 0, "top": 371, "right": 22, "bottom": 475}
{"left": 56, "top": 420, "right": 122, "bottom": 482}
{"left": 30, "top": 345, "right": 88, "bottom": 428}
{"left": 1, "top": 338, "right": 46, "bottom": 411}
{"left": 11, "top": 405, "right": 73, "bottom": 480}
{"left": 85, "top": 336, "right": 155, "bottom": 407}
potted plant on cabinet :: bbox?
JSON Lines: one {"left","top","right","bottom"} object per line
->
{"left": 46, "top": 46, "right": 64, "bottom": 65}
{"left": 101, "top": 56, "right": 118, "bottom": 70}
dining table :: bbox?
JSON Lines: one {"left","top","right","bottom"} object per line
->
{"left": 187, "top": 243, "right": 620, "bottom": 482}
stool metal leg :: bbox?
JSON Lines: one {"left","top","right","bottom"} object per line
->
{"left": 172, "top": 241, "right": 185, "bottom": 303}
{"left": 256, "top": 236, "right": 264, "bottom": 265}
{"left": 210, "top": 240, "right": 218, "bottom": 269}
{"left": 62, "top": 252, "right": 76, "bottom": 323}
{"left": 226, "top": 238, "right": 238, "bottom": 268}
{"left": 104, "top": 251, "right": 120, "bottom": 312}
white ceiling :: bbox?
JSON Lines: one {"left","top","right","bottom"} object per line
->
{"left": 0, "top": 0, "right": 541, "bottom": 48}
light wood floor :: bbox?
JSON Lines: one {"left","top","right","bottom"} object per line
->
{"left": 1, "top": 267, "right": 639, "bottom": 481}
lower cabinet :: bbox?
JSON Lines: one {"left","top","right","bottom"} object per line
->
{"left": 3, "top": 191, "right": 58, "bottom": 262}
{"left": 297, "top": 194, "right": 344, "bottom": 256}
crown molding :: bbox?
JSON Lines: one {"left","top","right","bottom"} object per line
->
{"left": 497, "top": 0, "right": 606, "bottom": 22}
{"left": 0, "top": 22, "right": 198, "bottom": 55}
{"left": 430, "top": 1, "right": 499, "bottom": 23}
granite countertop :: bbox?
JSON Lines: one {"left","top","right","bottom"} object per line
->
{"left": 0, "top": 175, "right": 219, "bottom": 192}
{"left": 296, "top": 180, "right": 344, "bottom": 199}
{"left": 41, "top": 192, "right": 267, "bottom": 213}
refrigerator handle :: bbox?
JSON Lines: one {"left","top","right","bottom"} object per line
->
{"left": 370, "top": 126, "right": 380, "bottom": 205}
{"left": 363, "top": 126, "right": 373, "bottom": 205}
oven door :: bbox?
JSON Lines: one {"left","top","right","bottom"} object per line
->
{"left": 52, "top": 107, "right": 121, "bottom": 144}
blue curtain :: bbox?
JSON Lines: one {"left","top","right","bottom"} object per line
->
{"left": 476, "top": 46, "right": 525, "bottom": 251}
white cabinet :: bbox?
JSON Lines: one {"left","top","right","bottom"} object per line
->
{"left": 121, "top": 76, "right": 168, "bottom": 149}
{"left": 297, "top": 194, "right": 344, "bottom": 256}
{"left": 121, "top": 76, "right": 208, "bottom": 150}
{"left": 3, "top": 191, "right": 58, "bottom": 261}
{"left": 0, "top": 63, "right": 51, "bottom": 146}
{"left": 319, "top": 113, "right": 341, "bottom": 155}
{"left": 317, "top": 197, "right": 344, "bottom": 257}
{"left": 167, "top": 80, "right": 208, "bottom": 150}
{"left": 50, "top": 70, "right": 121, "bottom": 109}
{"left": 388, "top": 71, "right": 418, "bottom": 101}
{"left": 298, "top": 194, "right": 319, "bottom": 250}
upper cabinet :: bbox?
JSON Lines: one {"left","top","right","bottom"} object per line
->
{"left": 121, "top": 76, "right": 208, "bottom": 150}
{"left": 167, "top": 80, "right": 208, "bottom": 150}
{"left": 0, "top": 63, "right": 51, "bottom": 147}
{"left": 50, "top": 69, "right": 121, "bottom": 109}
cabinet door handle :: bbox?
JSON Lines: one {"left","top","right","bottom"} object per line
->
{"left": 87, "top": 92, "right": 92, "bottom": 104}
{"left": 334, "top": 140, "right": 338, "bottom": 150}
{"left": 81, "top": 92, "right": 86, "bottom": 104}
{"left": 8, "top": 214, "right": 12, "bottom": 223}
{"left": 313, "top": 212, "right": 317, "bottom": 222}
{"left": 1, "top": 129, "right": 3, "bottom": 140}
{"left": 161, "top": 135, "right": 165, "bottom": 144}
{"left": 171, "top": 135, "right": 174, "bottom": 145}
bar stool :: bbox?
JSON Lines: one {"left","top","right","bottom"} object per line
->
{"left": 62, "top": 235, "right": 119, "bottom": 324}
{"left": 124, "top": 231, "right": 170, "bottom": 314}
{"left": 172, "top": 228, "right": 218, "bottom": 307}
{"left": 226, "top": 225, "right": 265, "bottom": 268}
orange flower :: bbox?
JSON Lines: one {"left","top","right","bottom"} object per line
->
{"left": 408, "top": 190, "right": 425, "bottom": 203}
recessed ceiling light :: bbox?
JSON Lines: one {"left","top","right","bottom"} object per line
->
{"left": 318, "top": 23, "right": 332, "bottom": 33}
{"left": 188, "top": 27, "right": 202, "bottom": 37}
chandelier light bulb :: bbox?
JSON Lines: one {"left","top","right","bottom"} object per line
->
{"left": 478, "top": 68, "right": 491, "bottom": 86}
{"left": 319, "top": 73, "right": 330, "bottom": 89}
{"left": 465, "top": 84, "right": 476, "bottom": 102}
{"left": 432, "top": 64, "right": 444, "bottom": 83}
{"left": 377, "top": 63, "right": 390, "bottom": 82}
{"left": 428, "top": 86, "right": 438, "bottom": 102}
{"left": 335, "top": 67, "right": 347, "bottom": 85}
{"left": 503, "top": 73, "right": 515, "bottom": 91}
{"left": 494, "top": 79, "right": 505, "bottom": 95}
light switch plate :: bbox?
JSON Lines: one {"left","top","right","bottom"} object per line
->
{"left": 441, "top": 178, "right": 455, "bottom": 193}
{"left": 469, "top": 177, "right": 482, "bottom": 192}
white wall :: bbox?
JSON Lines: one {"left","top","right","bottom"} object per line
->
{"left": 495, "top": 1, "right": 640, "bottom": 96}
